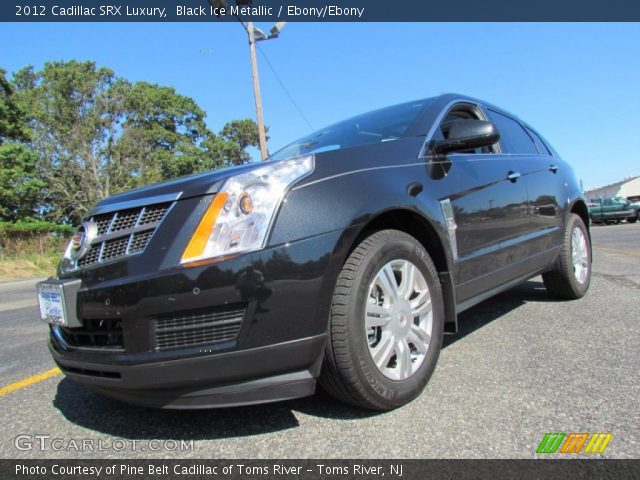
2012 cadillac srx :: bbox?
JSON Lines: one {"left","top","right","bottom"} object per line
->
{"left": 37, "top": 94, "right": 591, "bottom": 410}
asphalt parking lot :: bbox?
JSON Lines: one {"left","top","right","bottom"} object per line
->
{"left": 1, "top": 223, "right": 638, "bottom": 459}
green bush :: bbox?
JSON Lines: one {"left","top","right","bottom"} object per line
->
{"left": 0, "top": 221, "right": 73, "bottom": 257}
{"left": 0, "top": 220, "right": 74, "bottom": 237}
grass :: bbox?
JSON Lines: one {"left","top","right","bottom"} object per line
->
{"left": 0, "top": 252, "right": 61, "bottom": 280}
{"left": 0, "top": 236, "right": 68, "bottom": 281}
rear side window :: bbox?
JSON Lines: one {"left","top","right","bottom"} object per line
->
{"left": 486, "top": 109, "right": 537, "bottom": 154}
{"left": 526, "top": 128, "right": 552, "bottom": 156}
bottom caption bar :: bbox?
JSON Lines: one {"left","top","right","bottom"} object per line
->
{"left": 3, "top": 459, "right": 639, "bottom": 479}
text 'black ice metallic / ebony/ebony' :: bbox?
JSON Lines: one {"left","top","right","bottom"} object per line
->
{"left": 37, "top": 94, "right": 591, "bottom": 410}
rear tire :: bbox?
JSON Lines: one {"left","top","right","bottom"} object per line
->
{"left": 543, "top": 214, "right": 591, "bottom": 299}
{"left": 319, "top": 230, "right": 444, "bottom": 410}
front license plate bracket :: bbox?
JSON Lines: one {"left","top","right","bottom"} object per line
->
{"left": 36, "top": 278, "right": 82, "bottom": 328}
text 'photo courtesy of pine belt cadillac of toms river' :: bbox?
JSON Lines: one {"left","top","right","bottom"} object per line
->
{"left": 36, "top": 93, "right": 592, "bottom": 410}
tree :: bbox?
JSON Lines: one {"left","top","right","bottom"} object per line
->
{"left": 10, "top": 61, "right": 263, "bottom": 224}
{"left": 1, "top": 68, "right": 31, "bottom": 143}
{"left": 12, "top": 61, "right": 123, "bottom": 222}
{"left": 115, "top": 81, "right": 212, "bottom": 181}
{"left": 0, "top": 68, "right": 43, "bottom": 221}
{"left": 220, "top": 119, "right": 267, "bottom": 165}
{"left": 0, "top": 144, "right": 44, "bottom": 221}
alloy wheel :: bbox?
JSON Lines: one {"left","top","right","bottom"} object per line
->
{"left": 571, "top": 227, "right": 589, "bottom": 284}
{"left": 364, "top": 259, "right": 433, "bottom": 381}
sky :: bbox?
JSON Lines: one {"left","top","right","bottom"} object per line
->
{"left": 1, "top": 22, "right": 639, "bottom": 190}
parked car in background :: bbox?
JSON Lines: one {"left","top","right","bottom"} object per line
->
{"left": 588, "top": 197, "right": 640, "bottom": 224}
{"left": 37, "top": 94, "right": 591, "bottom": 411}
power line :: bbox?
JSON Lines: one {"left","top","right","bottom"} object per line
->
{"left": 254, "top": 42, "right": 315, "bottom": 132}
{"left": 234, "top": 21, "right": 315, "bottom": 133}
{"left": 235, "top": 16, "right": 249, "bottom": 34}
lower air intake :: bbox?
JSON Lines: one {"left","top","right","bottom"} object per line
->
{"left": 55, "top": 319, "right": 124, "bottom": 351}
{"left": 154, "top": 306, "right": 245, "bottom": 351}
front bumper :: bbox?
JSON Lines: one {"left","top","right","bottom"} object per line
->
{"left": 51, "top": 335, "right": 325, "bottom": 409}
{"left": 49, "top": 229, "right": 343, "bottom": 408}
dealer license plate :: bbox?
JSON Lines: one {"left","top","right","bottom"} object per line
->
{"left": 37, "top": 282, "right": 67, "bottom": 326}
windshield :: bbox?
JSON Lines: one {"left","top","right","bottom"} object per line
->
{"left": 269, "top": 99, "right": 432, "bottom": 161}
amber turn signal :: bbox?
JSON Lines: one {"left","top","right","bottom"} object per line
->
{"left": 181, "top": 193, "right": 229, "bottom": 263}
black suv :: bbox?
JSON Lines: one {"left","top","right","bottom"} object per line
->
{"left": 37, "top": 94, "right": 591, "bottom": 410}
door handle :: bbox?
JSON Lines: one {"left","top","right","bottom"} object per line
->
{"left": 507, "top": 171, "right": 521, "bottom": 183}
{"left": 549, "top": 164, "right": 559, "bottom": 173}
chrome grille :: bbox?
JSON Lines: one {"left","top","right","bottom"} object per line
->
{"left": 74, "top": 202, "right": 171, "bottom": 269}
{"left": 78, "top": 245, "right": 101, "bottom": 267}
{"left": 129, "top": 230, "right": 153, "bottom": 254}
{"left": 94, "top": 216, "right": 112, "bottom": 236}
{"left": 109, "top": 209, "right": 139, "bottom": 232}
{"left": 139, "top": 204, "right": 169, "bottom": 225}
{"left": 155, "top": 307, "right": 245, "bottom": 351}
{"left": 101, "top": 237, "right": 129, "bottom": 261}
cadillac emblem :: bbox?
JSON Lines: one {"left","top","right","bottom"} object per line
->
{"left": 71, "top": 221, "right": 98, "bottom": 260}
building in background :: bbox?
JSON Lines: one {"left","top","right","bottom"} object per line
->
{"left": 584, "top": 176, "right": 640, "bottom": 202}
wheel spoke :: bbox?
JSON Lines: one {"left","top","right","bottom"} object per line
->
{"left": 371, "top": 333, "right": 395, "bottom": 370}
{"left": 365, "top": 302, "right": 391, "bottom": 329}
{"left": 410, "top": 289, "right": 428, "bottom": 308}
{"left": 376, "top": 263, "right": 398, "bottom": 301}
{"left": 398, "top": 262, "right": 416, "bottom": 300}
{"left": 411, "top": 290, "right": 431, "bottom": 317}
{"left": 407, "top": 325, "right": 431, "bottom": 354}
{"left": 395, "top": 339, "right": 412, "bottom": 380}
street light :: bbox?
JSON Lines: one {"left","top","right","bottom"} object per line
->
{"left": 252, "top": 21, "right": 288, "bottom": 41}
{"left": 208, "top": 0, "right": 287, "bottom": 160}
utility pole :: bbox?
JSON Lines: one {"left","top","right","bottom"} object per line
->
{"left": 247, "top": 21, "right": 269, "bottom": 160}
{"left": 208, "top": 0, "right": 287, "bottom": 161}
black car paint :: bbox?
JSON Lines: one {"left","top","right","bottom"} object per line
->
{"left": 49, "top": 94, "right": 588, "bottom": 408}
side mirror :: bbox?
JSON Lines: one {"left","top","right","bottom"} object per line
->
{"left": 431, "top": 119, "right": 500, "bottom": 155}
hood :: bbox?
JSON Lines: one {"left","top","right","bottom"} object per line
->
{"left": 91, "top": 162, "right": 264, "bottom": 214}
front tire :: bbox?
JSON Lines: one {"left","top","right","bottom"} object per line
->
{"left": 543, "top": 214, "right": 591, "bottom": 299}
{"left": 319, "top": 230, "right": 444, "bottom": 410}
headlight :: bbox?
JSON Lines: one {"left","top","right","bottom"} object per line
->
{"left": 181, "top": 155, "right": 314, "bottom": 264}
